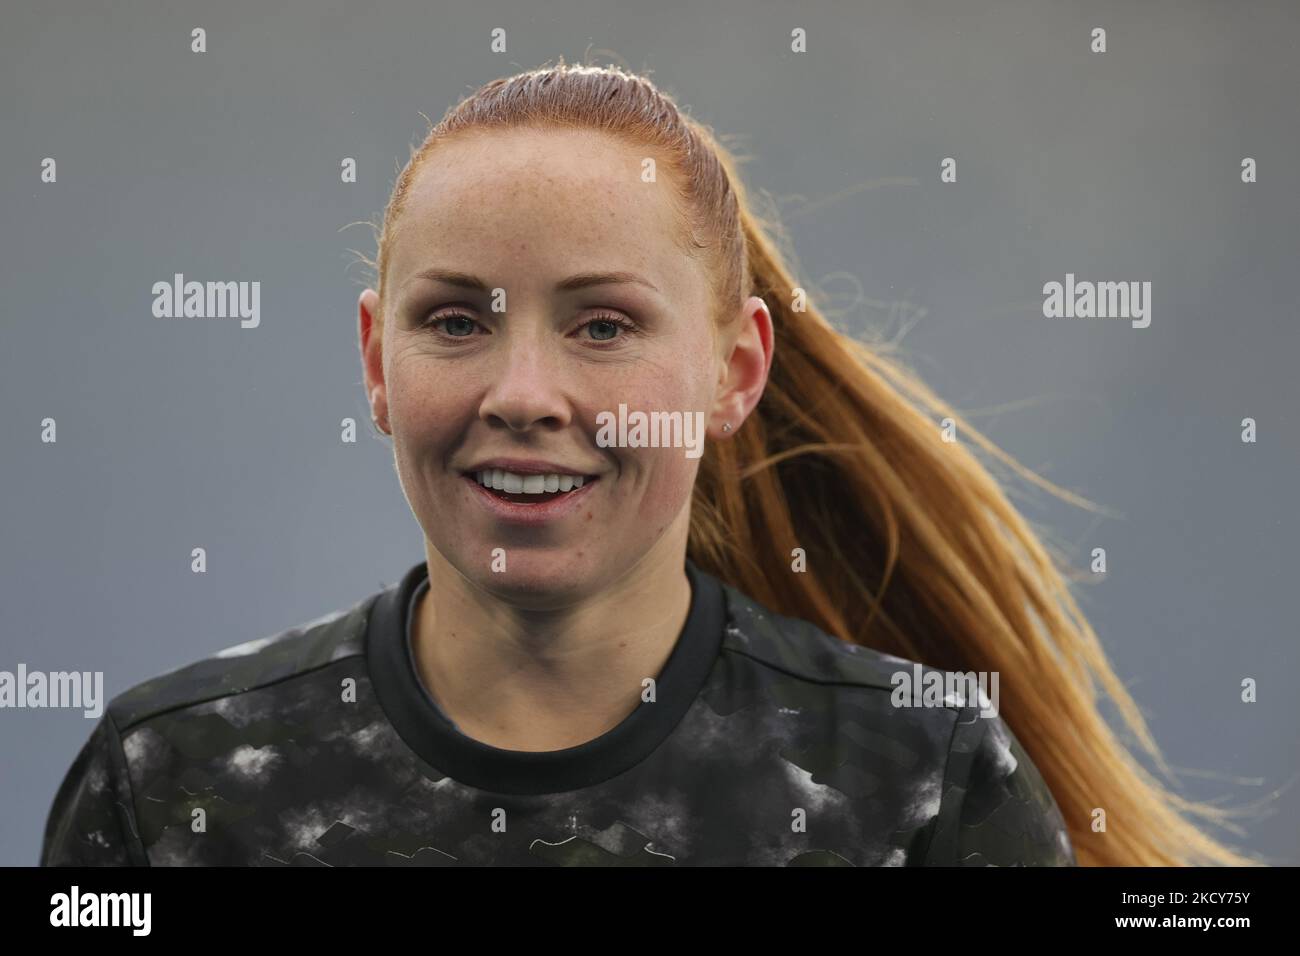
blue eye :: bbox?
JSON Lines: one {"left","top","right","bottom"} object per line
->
{"left": 580, "top": 313, "right": 638, "bottom": 343}
{"left": 427, "top": 311, "right": 476, "bottom": 336}
{"left": 419, "top": 309, "right": 640, "bottom": 345}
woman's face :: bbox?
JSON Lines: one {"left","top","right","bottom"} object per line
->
{"left": 361, "top": 127, "right": 755, "bottom": 604}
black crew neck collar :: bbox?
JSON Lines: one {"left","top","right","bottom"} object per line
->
{"left": 366, "top": 557, "right": 726, "bottom": 795}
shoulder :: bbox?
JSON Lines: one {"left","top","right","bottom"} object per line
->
{"left": 715, "top": 578, "right": 949, "bottom": 697}
{"left": 714, "top": 579, "right": 1076, "bottom": 866}
{"left": 923, "top": 708, "right": 1078, "bottom": 865}
{"left": 106, "top": 592, "right": 376, "bottom": 733}
{"left": 713, "top": 578, "right": 968, "bottom": 805}
{"left": 42, "top": 591, "right": 381, "bottom": 866}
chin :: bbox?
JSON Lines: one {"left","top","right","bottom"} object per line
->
{"left": 460, "top": 550, "right": 602, "bottom": 602}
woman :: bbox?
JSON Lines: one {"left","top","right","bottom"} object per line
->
{"left": 42, "top": 61, "right": 1255, "bottom": 867}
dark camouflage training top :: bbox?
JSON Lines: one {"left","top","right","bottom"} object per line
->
{"left": 41, "top": 559, "right": 1077, "bottom": 866}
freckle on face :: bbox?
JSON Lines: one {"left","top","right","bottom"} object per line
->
{"left": 383, "top": 128, "right": 717, "bottom": 594}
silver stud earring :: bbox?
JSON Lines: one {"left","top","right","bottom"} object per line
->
{"left": 722, "top": 422, "right": 732, "bottom": 433}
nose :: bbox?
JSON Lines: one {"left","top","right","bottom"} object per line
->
{"left": 478, "top": 328, "right": 573, "bottom": 432}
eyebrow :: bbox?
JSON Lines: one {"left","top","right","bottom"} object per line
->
{"left": 404, "top": 268, "right": 660, "bottom": 295}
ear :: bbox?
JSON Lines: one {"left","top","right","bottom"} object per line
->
{"left": 710, "top": 295, "right": 774, "bottom": 439}
{"left": 358, "top": 288, "right": 390, "bottom": 434}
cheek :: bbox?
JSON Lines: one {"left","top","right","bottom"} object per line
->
{"left": 614, "top": 381, "right": 710, "bottom": 524}
{"left": 387, "top": 353, "right": 473, "bottom": 434}
{"left": 613, "top": 416, "right": 700, "bottom": 550}
{"left": 634, "top": 454, "right": 699, "bottom": 523}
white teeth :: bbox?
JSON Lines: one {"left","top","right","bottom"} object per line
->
{"left": 474, "top": 469, "right": 591, "bottom": 494}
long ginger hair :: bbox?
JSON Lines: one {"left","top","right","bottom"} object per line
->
{"left": 353, "top": 59, "right": 1264, "bottom": 866}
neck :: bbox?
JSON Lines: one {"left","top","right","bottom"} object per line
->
{"left": 411, "top": 532, "right": 694, "bottom": 752}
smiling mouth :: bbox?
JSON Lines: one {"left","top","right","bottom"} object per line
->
{"left": 462, "top": 470, "right": 599, "bottom": 505}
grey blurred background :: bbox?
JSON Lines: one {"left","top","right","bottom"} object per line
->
{"left": 2, "top": 0, "right": 1296, "bottom": 865}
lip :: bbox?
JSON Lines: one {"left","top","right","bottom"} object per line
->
{"left": 462, "top": 473, "right": 600, "bottom": 525}
{"left": 462, "top": 458, "right": 600, "bottom": 478}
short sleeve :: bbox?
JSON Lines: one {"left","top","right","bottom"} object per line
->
{"left": 922, "top": 707, "right": 1077, "bottom": 866}
{"left": 41, "top": 713, "right": 146, "bottom": 866}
